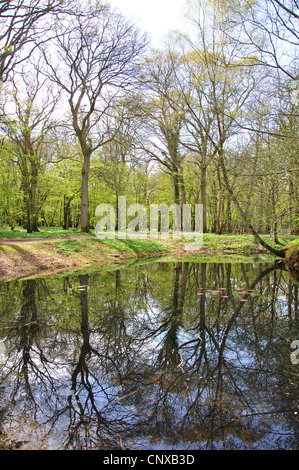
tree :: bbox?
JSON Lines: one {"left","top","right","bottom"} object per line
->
{"left": 179, "top": 0, "right": 289, "bottom": 256}
{"left": 220, "top": 0, "right": 299, "bottom": 80}
{"left": 0, "top": 69, "right": 60, "bottom": 232}
{"left": 140, "top": 51, "right": 187, "bottom": 211}
{"left": 173, "top": 2, "right": 259, "bottom": 233}
{"left": 176, "top": 48, "right": 218, "bottom": 233}
{"left": 41, "top": 2, "right": 148, "bottom": 232}
{"left": 0, "top": 0, "right": 70, "bottom": 84}
{"left": 0, "top": 145, "right": 22, "bottom": 230}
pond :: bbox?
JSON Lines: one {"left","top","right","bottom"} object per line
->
{"left": 0, "top": 258, "right": 298, "bottom": 450}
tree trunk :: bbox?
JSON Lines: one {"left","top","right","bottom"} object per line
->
{"left": 173, "top": 173, "right": 180, "bottom": 205}
{"left": 226, "top": 195, "right": 232, "bottom": 233}
{"left": 216, "top": 166, "right": 223, "bottom": 234}
{"left": 178, "top": 171, "right": 186, "bottom": 207}
{"left": 63, "top": 195, "right": 73, "bottom": 230}
{"left": 271, "top": 186, "right": 280, "bottom": 244}
{"left": 21, "top": 166, "right": 40, "bottom": 233}
{"left": 200, "top": 165, "right": 207, "bottom": 233}
{"left": 80, "top": 153, "right": 90, "bottom": 233}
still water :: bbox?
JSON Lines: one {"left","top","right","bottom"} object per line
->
{"left": 0, "top": 259, "right": 298, "bottom": 450}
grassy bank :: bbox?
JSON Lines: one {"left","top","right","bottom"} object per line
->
{"left": 0, "top": 227, "right": 298, "bottom": 281}
{"left": 0, "top": 236, "right": 172, "bottom": 280}
{"left": 0, "top": 226, "right": 94, "bottom": 239}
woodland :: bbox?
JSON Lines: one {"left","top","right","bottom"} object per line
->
{"left": 0, "top": 1, "right": 299, "bottom": 450}
{"left": 0, "top": 0, "right": 298, "bottom": 256}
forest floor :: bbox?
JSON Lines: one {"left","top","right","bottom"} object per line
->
{"left": 0, "top": 227, "right": 297, "bottom": 281}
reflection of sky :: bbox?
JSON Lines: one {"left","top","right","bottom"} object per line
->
{"left": 0, "top": 262, "right": 298, "bottom": 450}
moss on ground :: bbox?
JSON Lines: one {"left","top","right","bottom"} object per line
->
{"left": 284, "top": 239, "right": 299, "bottom": 280}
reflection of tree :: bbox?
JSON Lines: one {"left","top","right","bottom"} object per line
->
{"left": 18, "top": 280, "right": 39, "bottom": 395}
{"left": 58, "top": 274, "right": 142, "bottom": 450}
{"left": 2, "top": 279, "right": 52, "bottom": 399}
{"left": 0, "top": 274, "right": 144, "bottom": 449}
{"left": 0, "top": 260, "right": 298, "bottom": 449}
{"left": 116, "top": 261, "right": 299, "bottom": 449}
{"left": 156, "top": 262, "right": 189, "bottom": 369}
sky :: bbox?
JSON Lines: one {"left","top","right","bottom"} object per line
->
{"left": 106, "top": 0, "right": 188, "bottom": 47}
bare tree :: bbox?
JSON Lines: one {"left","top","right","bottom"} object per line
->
{"left": 0, "top": 0, "right": 70, "bottom": 84}
{"left": 219, "top": 0, "right": 299, "bottom": 80}
{"left": 40, "top": 2, "right": 148, "bottom": 232}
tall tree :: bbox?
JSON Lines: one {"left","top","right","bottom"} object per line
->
{"left": 140, "top": 51, "right": 187, "bottom": 210}
{"left": 173, "top": 3, "right": 258, "bottom": 233}
{"left": 181, "top": 0, "right": 287, "bottom": 256}
{"left": 41, "top": 2, "right": 147, "bottom": 232}
{"left": 0, "top": 69, "right": 60, "bottom": 232}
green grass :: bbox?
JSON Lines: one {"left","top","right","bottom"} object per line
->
{"left": 0, "top": 226, "right": 297, "bottom": 254}
{"left": 55, "top": 239, "right": 88, "bottom": 255}
{"left": 201, "top": 233, "right": 297, "bottom": 251}
{"left": 0, "top": 226, "right": 94, "bottom": 239}
{"left": 54, "top": 237, "right": 170, "bottom": 257}
{"left": 168, "top": 232, "right": 297, "bottom": 253}
{"left": 100, "top": 238, "right": 170, "bottom": 254}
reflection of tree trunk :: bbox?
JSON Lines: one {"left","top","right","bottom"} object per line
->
{"left": 79, "top": 274, "right": 89, "bottom": 338}
{"left": 199, "top": 263, "right": 206, "bottom": 342}
{"left": 19, "top": 279, "right": 38, "bottom": 387}
{"left": 179, "top": 262, "right": 188, "bottom": 313}
{"left": 157, "top": 262, "right": 189, "bottom": 367}
{"left": 173, "top": 262, "right": 188, "bottom": 317}
{"left": 294, "top": 284, "right": 298, "bottom": 323}
{"left": 287, "top": 278, "right": 293, "bottom": 324}
{"left": 202, "top": 260, "right": 288, "bottom": 379}
{"left": 20, "top": 279, "right": 38, "bottom": 324}
{"left": 70, "top": 275, "right": 91, "bottom": 393}
{"left": 66, "top": 274, "right": 114, "bottom": 447}
{"left": 287, "top": 278, "right": 299, "bottom": 325}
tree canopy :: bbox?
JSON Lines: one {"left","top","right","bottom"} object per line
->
{"left": 0, "top": 0, "right": 298, "bottom": 252}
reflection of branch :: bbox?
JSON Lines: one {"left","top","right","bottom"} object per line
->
{"left": 178, "top": 355, "right": 185, "bottom": 373}
{"left": 207, "top": 261, "right": 287, "bottom": 354}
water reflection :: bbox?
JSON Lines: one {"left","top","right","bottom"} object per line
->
{"left": 0, "top": 260, "right": 298, "bottom": 450}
